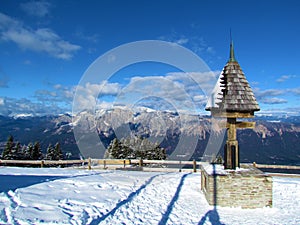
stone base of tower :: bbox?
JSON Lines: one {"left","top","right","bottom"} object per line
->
{"left": 200, "top": 163, "right": 273, "bottom": 209}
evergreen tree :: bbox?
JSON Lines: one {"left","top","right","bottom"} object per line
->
{"left": 105, "top": 136, "right": 166, "bottom": 160}
{"left": 45, "top": 143, "right": 63, "bottom": 160}
{"left": 45, "top": 144, "right": 55, "bottom": 160}
{"left": 54, "top": 142, "right": 63, "bottom": 160}
{"left": 32, "top": 142, "right": 43, "bottom": 160}
{"left": 105, "top": 138, "right": 123, "bottom": 159}
{"left": 2, "top": 135, "right": 15, "bottom": 159}
{"left": 14, "top": 142, "right": 24, "bottom": 160}
{"left": 21, "top": 144, "right": 27, "bottom": 159}
{"left": 24, "top": 143, "right": 34, "bottom": 160}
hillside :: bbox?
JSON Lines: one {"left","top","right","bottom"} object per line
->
{"left": 0, "top": 108, "right": 300, "bottom": 165}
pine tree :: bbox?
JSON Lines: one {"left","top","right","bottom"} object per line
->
{"left": 2, "top": 135, "right": 15, "bottom": 159}
{"left": 45, "top": 144, "right": 55, "bottom": 160}
{"left": 45, "top": 143, "right": 63, "bottom": 160}
{"left": 105, "top": 138, "right": 122, "bottom": 159}
{"left": 21, "top": 144, "right": 27, "bottom": 159}
{"left": 32, "top": 142, "right": 43, "bottom": 160}
{"left": 25, "top": 143, "right": 34, "bottom": 160}
{"left": 105, "top": 136, "right": 166, "bottom": 160}
{"left": 54, "top": 142, "right": 63, "bottom": 160}
{"left": 14, "top": 142, "right": 24, "bottom": 160}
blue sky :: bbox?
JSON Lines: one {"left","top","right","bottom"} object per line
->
{"left": 0, "top": 0, "right": 300, "bottom": 116}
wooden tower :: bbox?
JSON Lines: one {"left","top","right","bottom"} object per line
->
{"left": 206, "top": 40, "right": 260, "bottom": 169}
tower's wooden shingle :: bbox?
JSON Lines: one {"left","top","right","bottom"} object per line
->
{"left": 206, "top": 41, "right": 260, "bottom": 115}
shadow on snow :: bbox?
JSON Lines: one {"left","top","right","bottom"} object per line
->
{"left": 90, "top": 174, "right": 162, "bottom": 224}
{"left": 0, "top": 172, "right": 106, "bottom": 193}
{"left": 0, "top": 175, "right": 67, "bottom": 193}
{"left": 158, "top": 173, "right": 191, "bottom": 225}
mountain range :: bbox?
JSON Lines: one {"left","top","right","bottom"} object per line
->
{"left": 0, "top": 107, "right": 299, "bottom": 165}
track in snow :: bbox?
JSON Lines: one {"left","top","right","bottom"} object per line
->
{"left": 98, "top": 173, "right": 191, "bottom": 225}
{"left": 57, "top": 173, "right": 192, "bottom": 225}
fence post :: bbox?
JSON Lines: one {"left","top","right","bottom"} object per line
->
{"left": 104, "top": 159, "right": 106, "bottom": 169}
{"left": 139, "top": 159, "right": 143, "bottom": 167}
{"left": 88, "top": 158, "right": 91, "bottom": 170}
{"left": 41, "top": 160, "right": 44, "bottom": 168}
{"left": 193, "top": 160, "right": 197, "bottom": 172}
{"left": 179, "top": 160, "right": 182, "bottom": 172}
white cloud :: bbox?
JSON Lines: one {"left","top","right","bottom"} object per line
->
{"left": 257, "top": 108, "right": 300, "bottom": 116}
{"left": 193, "top": 95, "right": 207, "bottom": 103}
{"left": 111, "top": 71, "right": 220, "bottom": 113}
{"left": 276, "top": 75, "right": 296, "bottom": 83}
{"left": 253, "top": 88, "right": 287, "bottom": 105}
{"left": 75, "top": 82, "right": 121, "bottom": 97}
{"left": 290, "top": 87, "right": 300, "bottom": 95}
{"left": 158, "top": 35, "right": 188, "bottom": 45}
{"left": 261, "top": 97, "right": 288, "bottom": 104}
{"left": 34, "top": 89, "right": 57, "bottom": 102}
{"left": 0, "top": 12, "right": 81, "bottom": 59}
{"left": 1, "top": 81, "right": 121, "bottom": 115}
{"left": 166, "top": 71, "right": 220, "bottom": 94}
{"left": 54, "top": 84, "right": 62, "bottom": 89}
{"left": 175, "top": 38, "right": 189, "bottom": 45}
{"left": 20, "top": 1, "right": 52, "bottom": 18}
{"left": 73, "top": 82, "right": 121, "bottom": 112}
{"left": 0, "top": 97, "right": 66, "bottom": 116}
{"left": 255, "top": 89, "right": 286, "bottom": 98}
{"left": 95, "top": 101, "right": 114, "bottom": 110}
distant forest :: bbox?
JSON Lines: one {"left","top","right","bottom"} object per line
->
{"left": 1, "top": 135, "right": 167, "bottom": 161}
{"left": 1, "top": 135, "right": 64, "bottom": 160}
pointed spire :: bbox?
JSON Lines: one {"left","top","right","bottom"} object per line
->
{"left": 228, "top": 30, "right": 236, "bottom": 62}
{"left": 206, "top": 33, "right": 260, "bottom": 114}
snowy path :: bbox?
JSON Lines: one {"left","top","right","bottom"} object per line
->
{"left": 0, "top": 167, "right": 300, "bottom": 225}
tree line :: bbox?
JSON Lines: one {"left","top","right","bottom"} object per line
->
{"left": 1, "top": 135, "right": 63, "bottom": 160}
{"left": 105, "top": 136, "right": 166, "bottom": 160}
{"left": 1, "top": 135, "right": 166, "bottom": 161}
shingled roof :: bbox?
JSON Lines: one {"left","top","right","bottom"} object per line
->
{"left": 206, "top": 41, "right": 260, "bottom": 115}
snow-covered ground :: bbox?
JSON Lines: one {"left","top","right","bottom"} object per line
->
{"left": 0, "top": 167, "right": 299, "bottom": 225}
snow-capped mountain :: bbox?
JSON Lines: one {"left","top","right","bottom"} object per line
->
{"left": 0, "top": 107, "right": 300, "bottom": 165}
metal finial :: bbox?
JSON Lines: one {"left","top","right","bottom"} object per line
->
{"left": 229, "top": 30, "right": 236, "bottom": 62}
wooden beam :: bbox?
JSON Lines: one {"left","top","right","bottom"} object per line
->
{"left": 211, "top": 111, "right": 255, "bottom": 118}
{"left": 218, "top": 121, "right": 255, "bottom": 129}
{"left": 236, "top": 121, "right": 256, "bottom": 129}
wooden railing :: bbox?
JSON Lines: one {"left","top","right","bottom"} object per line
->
{"left": 0, "top": 159, "right": 86, "bottom": 167}
{"left": 0, "top": 158, "right": 200, "bottom": 172}
{"left": 1, "top": 159, "right": 299, "bottom": 174}
{"left": 252, "top": 162, "right": 300, "bottom": 170}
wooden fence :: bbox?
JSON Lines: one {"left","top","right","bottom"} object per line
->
{"left": 0, "top": 158, "right": 200, "bottom": 172}
{"left": 1, "top": 159, "right": 300, "bottom": 173}
{"left": 252, "top": 162, "right": 300, "bottom": 170}
{"left": 0, "top": 159, "right": 86, "bottom": 167}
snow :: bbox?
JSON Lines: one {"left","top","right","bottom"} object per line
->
{"left": 201, "top": 163, "right": 253, "bottom": 176}
{"left": 10, "top": 113, "right": 34, "bottom": 119}
{"left": 0, "top": 167, "right": 299, "bottom": 225}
